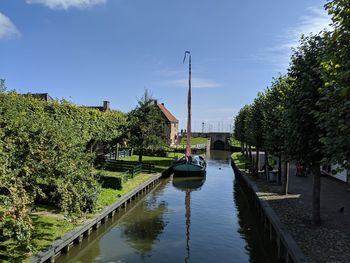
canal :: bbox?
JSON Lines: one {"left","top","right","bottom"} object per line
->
{"left": 57, "top": 151, "right": 277, "bottom": 263}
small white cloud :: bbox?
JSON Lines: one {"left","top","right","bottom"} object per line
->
{"left": 156, "top": 69, "right": 183, "bottom": 77}
{"left": 0, "top": 13, "right": 20, "bottom": 40}
{"left": 26, "top": 0, "right": 107, "bottom": 10}
{"left": 166, "top": 78, "right": 221, "bottom": 89}
{"left": 255, "top": 6, "right": 331, "bottom": 70}
{"left": 281, "top": 6, "right": 331, "bottom": 49}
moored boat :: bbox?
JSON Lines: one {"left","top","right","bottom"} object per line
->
{"left": 173, "top": 155, "right": 206, "bottom": 176}
{"left": 173, "top": 51, "right": 206, "bottom": 176}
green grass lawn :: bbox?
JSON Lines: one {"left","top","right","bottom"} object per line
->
{"left": 1, "top": 211, "right": 77, "bottom": 263}
{"left": 5, "top": 155, "right": 176, "bottom": 262}
{"left": 97, "top": 154, "right": 181, "bottom": 208}
{"left": 231, "top": 152, "right": 247, "bottom": 170}
{"left": 93, "top": 168, "right": 124, "bottom": 177}
{"left": 26, "top": 154, "right": 179, "bottom": 260}
{"left": 98, "top": 173, "right": 152, "bottom": 207}
{"left": 31, "top": 214, "right": 77, "bottom": 255}
{"left": 123, "top": 155, "right": 180, "bottom": 169}
{"left": 179, "top": 136, "right": 208, "bottom": 146}
{"left": 166, "top": 151, "right": 184, "bottom": 159}
{"left": 29, "top": 171, "right": 155, "bottom": 259}
{"left": 229, "top": 137, "right": 241, "bottom": 147}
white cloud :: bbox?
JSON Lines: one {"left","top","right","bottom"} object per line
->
{"left": 156, "top": 69, "right": 183, "bottom": 77}
{"left": 0, "top": 13, "right": 20, "bottom": 40}
{"left": 256, "top": 6, "right": 332, "bottom": 70}
{"left": 26, "top": 0, "right": 107, "bottom": 10}
{"left": 285, "top": 7, "right": 331, "bottom": 47}
{"left": 165, "top": 78, "right": 221, "bottom": 89}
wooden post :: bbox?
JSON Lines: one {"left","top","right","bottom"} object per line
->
{"left": 111, "top": 210, "right": 115, "bottom": 217}
{"left": 94, "top": 221, "right": 101, "bottom": 230}
{"left": 84, "top": 228, "right": 92, "bottom": 237}
{"left": 74, "top": 235, "right": 83, "bottom": 244}
{"left": 62, "top": 245, "right": 70, "bottom": 254}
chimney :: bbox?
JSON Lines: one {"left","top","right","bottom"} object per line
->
{"left": 103, "top": 101, "right": 110, "bottom": 111}
{"left": 154, "top": 99, "right": 158, "bottom": 105}
{"left": 161, "top": 103, "right": 164, "bottom": 106}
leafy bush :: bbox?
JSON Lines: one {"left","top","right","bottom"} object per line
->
{"left": 0, "top": 91, "right": 126, "bottom": 259}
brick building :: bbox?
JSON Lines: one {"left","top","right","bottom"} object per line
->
{"left": 157, "top": 102, "right": 179, "bottom": 145}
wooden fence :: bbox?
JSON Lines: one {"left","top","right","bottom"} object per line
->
{"left": 104, "top": 160, "right": 155, "bottom": 174}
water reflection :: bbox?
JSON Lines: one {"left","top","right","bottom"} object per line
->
{"left": 205, "top": 150, "right": 231, "bottom": 167}
{"left": 233, "top": 180, "right": 278, "bottom": 263}
{"left": 172, "top": 176, "right": 206, "bottom": 263}
{"left": 172, "top": 176, "right": 206, "bottom": 192}
{"left": 120, "top": 193, "right": 168, "bottom": 257}
{"left": 56, "top": 151, "right": 278, "bottom": 263}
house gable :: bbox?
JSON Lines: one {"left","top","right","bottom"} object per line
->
{"left": 158, "top": 103, "right": 178, "bottom": 123}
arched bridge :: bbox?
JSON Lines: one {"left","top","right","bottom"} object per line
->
{"left": 191, "top": 132, "right": 231, "bottom": 151}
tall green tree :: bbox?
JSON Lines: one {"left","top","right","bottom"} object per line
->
{"left": 244, "top": 105, "right": 253, "bottom": 162}
{"left": 85, "top": 109, "right": 126, "bottom": 154}
{"left": 285, "top": 34, "right": 327, "bottom": 225}
{"left": 247, "top": 94, "right": 266, "bottom": 173}
{"left": 127, "top": 90, "right": 166, "bottom": 162}
{"left": 317, "top": 0, "right": 350, "bottom": 167}
{"left": 263, "top": 76, "right": 292, "bottom": 193}
{"left": 234, "top": 105, "right": 251, "bottom": 155}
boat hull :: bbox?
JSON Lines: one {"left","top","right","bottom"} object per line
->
{"left": 173, "top": 162, "right": 206, "bottom": 177}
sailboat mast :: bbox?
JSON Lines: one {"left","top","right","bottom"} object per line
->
{"left": 186, "top": 54, "right": 192, "bottom": 158}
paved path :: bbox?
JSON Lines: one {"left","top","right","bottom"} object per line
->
{"left": 248, "top": 153, "right": 350, "bottom": 263}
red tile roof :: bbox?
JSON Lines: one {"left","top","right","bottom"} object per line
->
{"left": 158, "top": 103, "right": 178, "bottom": 123}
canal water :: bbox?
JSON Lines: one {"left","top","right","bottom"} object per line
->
{"left": 57, "top": 151, "right": 277, "bottom": 263}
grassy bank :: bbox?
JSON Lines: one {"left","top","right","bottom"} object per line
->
{"left": 98, "top": 173, "right": 152, "bottom": 207}
{"left": 231, "top": 152, "right": 247, "bottom": 170}
{"left": 29, "top": 172, "right": 153, "bottom": 257}
{"left": 30, "top": 211, "right": 77, "bottom": 255}
{"left": 27, "top": 155, "right": 171, "bottom": 261}
{"left": 179, "top": 136, "right": 208, "bottom": 146}
{"left": 229, "top": 137, "right": 241, "bottom": 148}
{"left": 123, "top": 154, "right": 182, "bottom": 170}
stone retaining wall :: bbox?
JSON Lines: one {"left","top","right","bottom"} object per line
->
{"left": 231, "top": 157, "right": 307, "bottom": 263}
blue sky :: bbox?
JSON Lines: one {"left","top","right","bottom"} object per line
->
{"left": 0, "top": 0, "right": 331, "bottom": 132}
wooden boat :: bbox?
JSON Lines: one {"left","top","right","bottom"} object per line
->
{"left": 173, "top": 51, "right": 206, "bottom": 176}
{"left": 173, "top": 155, "right": 206, "bottom": 175}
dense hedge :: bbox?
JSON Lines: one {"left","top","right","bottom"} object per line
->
{"left": 0, "top": 91, "right": 126, "bottom": 260}
{"left": 98, "top": 175, "right": 123, "bottom": 190}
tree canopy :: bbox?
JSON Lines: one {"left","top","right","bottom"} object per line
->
{"left": 232, "top": 0, "right": 350, "bottom": 225}
{"left": 317, "top": 0, "right": 350, "bottom": 166}
{"left": 127, "top": 90, "right": 166, "bottom": 162}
